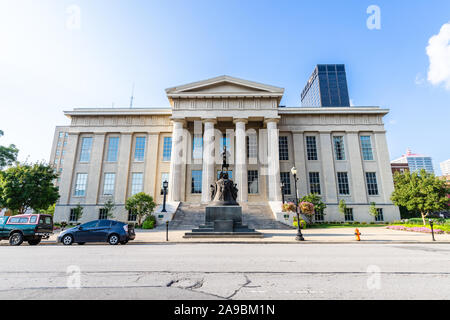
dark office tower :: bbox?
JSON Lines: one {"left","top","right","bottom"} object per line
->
{"left": 301, "top": 64, "right": 350, "bottom": 107}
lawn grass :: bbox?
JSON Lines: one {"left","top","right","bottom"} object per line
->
{"left": 389, "top": 223, "right": 450, "bottom": 233}
{"left": 305, "top": 223, "right": 387, "bottom": 229}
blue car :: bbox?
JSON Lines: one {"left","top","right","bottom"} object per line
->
{"left": 57, "top": 219, "right": 135, "bottom": 245}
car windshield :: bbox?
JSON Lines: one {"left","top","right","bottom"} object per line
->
{"left": 80, "top": 221, "right": 98, "bottom": 228}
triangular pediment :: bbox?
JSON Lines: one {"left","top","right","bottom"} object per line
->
{"left": 165, "top": 75, "right": 284, "bottom": 96}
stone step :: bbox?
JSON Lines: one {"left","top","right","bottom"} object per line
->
{"left": 161, "top": 202, "right": 291, "bottom": 231}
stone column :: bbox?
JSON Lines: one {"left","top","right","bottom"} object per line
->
{"left": 234, "top": 118, "right": 248, "bottom": 202}
{"left": 144, "top": 133, "right": 160, "bottom": 198}
{"left": 346, "top": 131, "right": 367, "bottom": 203}
{"left": 374, "top": 131, "right": 395, "bottom": 201}
{"left": 168, "top": 119, "right": 185, "bottom": 202}
{"left": 319, "top": 132, "right": 338, "bottom": 203}
{"left": 115, "top": 133, "right": 132, "bottom": 205}
{"left": 201, "top": 119, "right": 216, "bottom": 203}
{"left": 86, "top": 133, "right": 106, "bottom": 205}
{"left": 265, "top": 118, "right": 282, "bottom": 201}
{"left": 292, "top": 132, "right": 308, "bottom": 197}
{"left": 58, "top": 132, "right": 80, "bottom": 204}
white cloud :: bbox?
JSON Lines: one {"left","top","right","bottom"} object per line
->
{"left": 426, "top": 22, "right": 450, "bottom": 90}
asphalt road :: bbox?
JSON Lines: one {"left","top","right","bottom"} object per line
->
{"left": 0, "top": 243, "right": 449, "bottom": 300}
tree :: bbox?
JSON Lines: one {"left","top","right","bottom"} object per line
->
{"left": 391, "top": 169, "right": 449, "bottom": 225}
{"left": 125, "top": 192, "right": 156, "bottom": 227}
{"left": 72, "top": 203, "right": 84, "bottom": 222}
{"left": 368, "top": 202, "right": 379, "bottom": 219}
{"left": 0, "top": 162, "right": 59, "bottom": 214}
{"left": 39, "top": 203, "right": 55, "bottom": 216}
{"left": 103, "top": 198, "right": 116, "bottom": 219}
{"left": 0, "top": 130, "right": 19, "bottom": 169}
{"left": 300, "top": 193, "right": 327, "bottom": 223}
{"left": 338, "top": 199, "right": 347, "bottom": 216}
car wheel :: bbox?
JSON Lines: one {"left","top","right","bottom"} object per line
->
{"left": 9, "top": 232, "right": 24, "bottom": 246}
{"left": 62, "top": 234, "right": 74, "bottom": 245}
{"left": 77, "top": 242, "right": 86, "bottom": 245}
{"left": 28, "top": 237, "right": 42, "bottom": 246}
{"left": 120, "top": 240, "right": 128, "bottom": 245}
{"left": 108, "top": 234, "right": 119, "bottom": 245}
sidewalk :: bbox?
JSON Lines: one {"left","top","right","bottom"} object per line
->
{"left": 30, "top": 227, "right": 450, "bottom": 245}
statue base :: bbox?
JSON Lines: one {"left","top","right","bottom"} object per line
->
{"left": 184, "top": 205, "right": 263, "bottom": 238}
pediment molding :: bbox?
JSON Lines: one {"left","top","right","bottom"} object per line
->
{"left": 165, "top": 75, "right": 284, "bottom": 98}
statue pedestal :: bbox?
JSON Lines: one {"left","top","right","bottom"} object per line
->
{"left": 184, "top": 205, "right": 263, "bottom": 238}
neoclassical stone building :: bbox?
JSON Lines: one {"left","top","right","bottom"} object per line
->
{"left": 51, "top": 75, "right": 400, "bottom": 224}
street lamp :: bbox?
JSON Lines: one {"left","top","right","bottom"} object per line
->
{"left": 291, "top": 167, "right": 304, "bottom": 241}
{"left": 280, "top": 181, "right": 285, "bottom": 204}
{"left": 162, "top": 180, "right": 168, "bottom": 213}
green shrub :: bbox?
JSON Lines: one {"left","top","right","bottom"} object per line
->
{"left": 370, "top": 221, "right": 375, "bottom": 225}
{"left": 142, "top": 215, "right": 156, "bottom": 229}
{"left": 361, "top": 222, "right": 367, "bottom": 225}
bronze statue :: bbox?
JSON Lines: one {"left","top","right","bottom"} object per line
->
{"left": 210, "top": 146, "right": 239, "bottom": 206}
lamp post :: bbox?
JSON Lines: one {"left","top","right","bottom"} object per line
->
{"left": 291, "top": 167, "right": 304, "bottom": 241}
{"left": 162, "top": 180, "right": 168, "bottom": 213}
{"left": 429, "top": 219, "right": 436, "bottom": 242}
{"left": 280, "top": 181, "right": 285, "bottom": 204}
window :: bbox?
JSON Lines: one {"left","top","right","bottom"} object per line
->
{"left": 106, "top": 137, "right": 120, "bottom": 162}
{"left": 191, "top": 170, "right": 202, "bottom": 194}
{"left": 366, "top": 172, "right": 379, "bottom": 195}
{"left": 333, "top": 136, "right": 345, "bottom": 160}
{"left": 246, "top": 134, "right": 257, "bottom": 159}
{"left": 314, "top": 209, "right": 325, "bottom": 222}
{"left": 337, "top": 172, "right": 350, "bottom": 195}
{"left": 8, "top": 217, "right": 29, "bottom": 224}
{"left": 80, "top": 220, "right": 98, "bottom": 228}
{"left": 98, "top": 220, "right": 111, "bottom": 227}
{"left": 360, "top": 136, "right": 374, "bottom": 160}
{"left": 192, "top": 135, "right": 203, "bottom": 160}
{"left": 69, "top": 209, "right": 79, "bottom": 222}
{"left": 74, "top": 173, "right": 88, "bottom": 196}
{"left": 99, "top": 208, "right": 108, "bottom": 220}
{"left": 128, "top": 210, "right": 137, "bottom": 222}
{"left": 344, "top": 208, "right": 354, "bottom": 221}
{"left": 134, "top": 137, "right": 146, "bottom": 161}
{"left": 375, "top": 208, "right": 384, "bottom": 221}
{"left": 103, "top": 173, "right": 116, "bottom": 195}
{"left": 306, "top": 136, "right": 318, "bottom": 160}
{"left": 280, "top": 172, "right": 291, "bottom": 195}
{"left": 56, "top": 150, "right": 60, "bottom": 156}
{"left": 279, "top": 136, "right": 289, "bottom": 160}
{"left": 79, "top": 137, "right": 93, "bottom": 162}
{"left": 30, "top": 216, "right": 37, "bottom": 224}
{"left": 309, "top": 172, "right": 321, "bottom": 194}
{"left": 248, "top": 170, "right": 259, "bottom": 194}
{"left": 162, "top": 137, "right": 172, "bottom": 161}
{"left": 59, "top": 132, "right": 64, "bottom": 138}
{"left": 160, "top": 172, "right": 169, "bottom": 195}
{"left": 131, "top": 173, "right": 143, "bottom": 195}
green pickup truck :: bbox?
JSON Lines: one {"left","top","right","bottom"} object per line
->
{"left": 0, "top": 214, "right": 53, "bottom": 246}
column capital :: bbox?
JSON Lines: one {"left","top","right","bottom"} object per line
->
{"left": 233, "top": 118, "right": 248, "bottom": 125}
{"left": 264, "top": 117, "right": 280, "bottom": 125}
{"left": 170, "top": 118, "right": 186, "bottom": 125}
{"left": 202, "top": 118, "right": 217, "bottom": 124}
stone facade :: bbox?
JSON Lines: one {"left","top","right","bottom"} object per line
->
{"left": 51, "top": 76, "right": 400, "bottom": 224}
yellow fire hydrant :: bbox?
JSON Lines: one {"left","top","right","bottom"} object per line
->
{"left": 354, "top": 228, "right": 361, "bottom": 241}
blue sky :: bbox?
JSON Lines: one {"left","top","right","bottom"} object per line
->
{"left": 0, "top": 0, "right": 449, "bottom": 173}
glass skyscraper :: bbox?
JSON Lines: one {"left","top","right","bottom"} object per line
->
{"left": 301, "top": 64, "right": 350, "bottom": 107}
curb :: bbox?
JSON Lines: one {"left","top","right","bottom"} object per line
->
{"left": 1, "top": 240, "right": 449, "bottom": 246}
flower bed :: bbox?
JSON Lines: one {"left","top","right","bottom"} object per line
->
{"left": 386, "top": 225, "right": 446, "bottom": 234}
